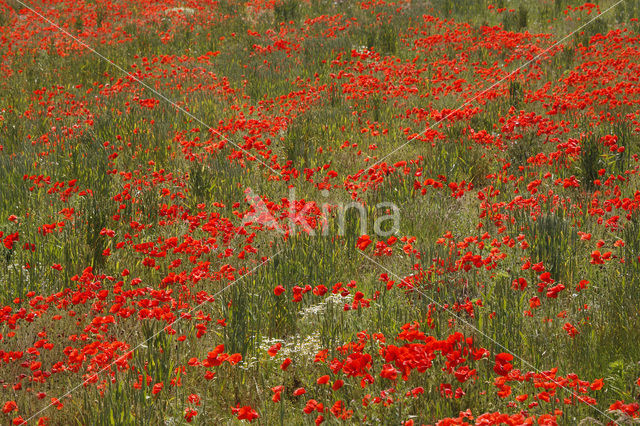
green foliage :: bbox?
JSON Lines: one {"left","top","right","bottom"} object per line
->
{"left": 508, "top": 80, "right": 523, "bottom": 109}
{"left": 502, "top": 5, "right": 529, "bottom": 32}
{"left": 283, "top": 120, "right": 312, "bottom": 167}
{"left": 528, "top": 210, "right": 577, "bottom": 282}
{"left": 608, "top": 121, "right": 637, "bottom": 174}
{"left": 274, "top": 0, "right": 299, "bottom": 24}
{"left": 577, "top": 16, "right": 609, "bottom": 47}
{"left": 364, "top": 24, "right": 398, "bottom": 55}
{"left": 377, "top": 24, "right": 397, "bottom": 55}
{"left": 580, "top": 134, "right": 602, "bottom": 190}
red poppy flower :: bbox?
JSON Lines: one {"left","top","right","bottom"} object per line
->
{"left": 356, "top": 235, "right": 372, "bottom": 250}
{"left": 317, "top": 375, "right": 330, "bottom": 385}
{"left": 152, "top": 383, "right": 163, "bottom": 395}
{"left": 280, "top": 358, "right": 292, "bottom": 371}
{"left": 231, "top": 405, "right": 259, "bottom": 422}
{"left": 3, "top": 401, "right": 17, "bottom": 414}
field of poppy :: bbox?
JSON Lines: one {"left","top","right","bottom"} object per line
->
{"left": 1, "top": 0, "right": 640, "bottom": 424}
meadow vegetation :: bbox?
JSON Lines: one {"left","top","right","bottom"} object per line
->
{"left": 1, "top": 0, "right": 640, "bottom": 424}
